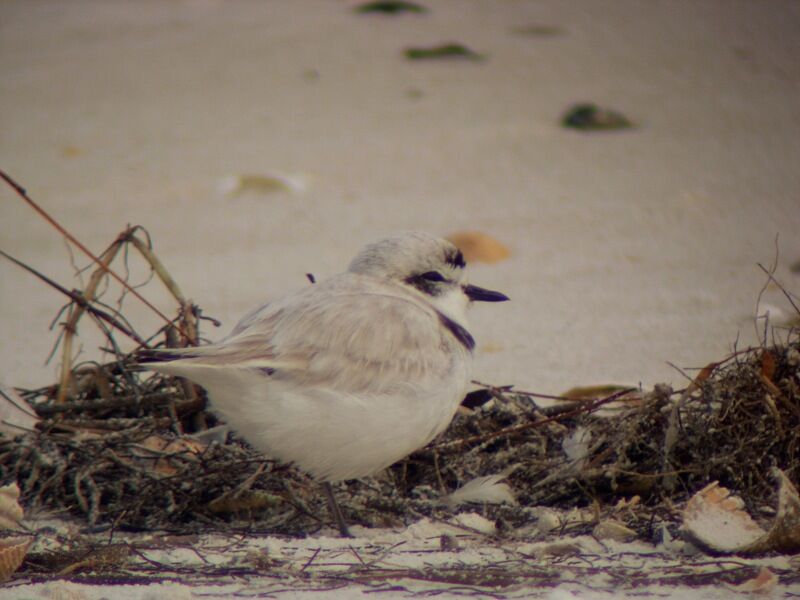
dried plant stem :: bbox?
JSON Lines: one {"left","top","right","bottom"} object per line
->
{"left": 57, "top": 236, "right": 126, "bottom": 403}
{"left": 434, "top": 387, "right": 637, "bottom": 452}
{"left": 1, "top": 170, "right": 203, "bottom": 401}
{"left": 0, "top": 169, "right": 178, "bottom": 331}
{"left": 0, "top": 249, "right": 146, "bottom": 346}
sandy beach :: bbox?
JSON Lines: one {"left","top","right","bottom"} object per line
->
{"left": 3, "top": 0, "right": 799, "bottom": 395}
{"left": 1, "top": 1, "right": 799, "bottom": 597}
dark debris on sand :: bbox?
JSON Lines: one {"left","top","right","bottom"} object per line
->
{"left": 0, "top": 221, "right": 797, "bottom": 541}
{"left": 2, "top": 332, "right": 798, "bottom": 540}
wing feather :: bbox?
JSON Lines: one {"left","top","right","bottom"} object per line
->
{"left": 144, "top": 274, "right": 457, "bottom": 395}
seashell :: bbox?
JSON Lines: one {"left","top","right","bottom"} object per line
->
{"left": 593, "top": 520, "right": 638, "bottom": 543}
{"left": 218, "top": 173, "right": 307, "bottom": 197}
{"left": 682, "top": 469, "right": 800, "bottom": 554}
{"left": 0, "top": 536, "right": 32, "bottom": 582}
{"left": 0, "top": 483, "right": 24, "bottom": 531}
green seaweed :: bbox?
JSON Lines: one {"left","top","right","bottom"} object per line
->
{"left": 562, "top": 103, "right": 634, "bottom": 131}
{"left": 404, "top": 43, "right": 485, "bottom": 61}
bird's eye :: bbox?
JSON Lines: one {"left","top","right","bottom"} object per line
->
{"left": 420, "top": 271, "right": 446, "bottom": 282}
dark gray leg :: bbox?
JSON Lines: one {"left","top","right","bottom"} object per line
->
{"left": 322, "top": 481, "right": 352, "bottom": 538}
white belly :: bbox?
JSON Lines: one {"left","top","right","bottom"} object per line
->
{"left": 203, "top": 359, "right": 470, "bottom": 481}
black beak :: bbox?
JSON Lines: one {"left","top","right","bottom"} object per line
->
{"left": 463, "top": 284, "right": 510, "bottom": 303}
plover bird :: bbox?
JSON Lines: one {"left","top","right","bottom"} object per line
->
{"left": 141, "top": 232, "right": 508, "bottom": 535}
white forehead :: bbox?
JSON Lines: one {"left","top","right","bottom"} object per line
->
{"left": 347, "top": 231, "right": 465, "bottom": 279}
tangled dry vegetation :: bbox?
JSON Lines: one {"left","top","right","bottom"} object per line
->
{"left": 4, "top": 333, "right": 799, "bottom": 540}
{"left": 2, "top": 234, "right": 798, "bottom": 539}
{"left": 1, "top": 173, "right": 799, "bottom": 589}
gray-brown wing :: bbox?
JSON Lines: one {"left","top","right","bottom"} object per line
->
{"left": 149, "top": 277, "right": 455, "bottom": 395}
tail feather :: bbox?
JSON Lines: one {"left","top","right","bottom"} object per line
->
{"left": 136, "top": 347, "right": 212, "bottom": 380}
{"left": 136, "top": 346, "right": 283, "bottom": 381}
{"left": 136, "top": 347, "right": 205, "bottom": 364}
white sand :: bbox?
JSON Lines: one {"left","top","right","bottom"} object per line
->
{"left": 3, "top": 0, "right": 799, "bottom": 395}
{"left": 1, "top": 1, "right": 799, "bottom": 597}
{"left": 6, "top": 514, "right": 798, "bottom": 599}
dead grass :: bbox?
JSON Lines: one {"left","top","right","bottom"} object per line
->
{"left": 1, "top": 171, "right": 799, "bottom": 590}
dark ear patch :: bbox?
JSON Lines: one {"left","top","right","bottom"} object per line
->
{"left": 405, "top": 273, "right": 442, "bottom": 296}
{"left": 446, "top": 248, "right": 466, "bottom": 269}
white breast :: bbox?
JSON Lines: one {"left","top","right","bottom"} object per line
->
{"left": 201, "top": 346, "right": 471, "bottom": 481}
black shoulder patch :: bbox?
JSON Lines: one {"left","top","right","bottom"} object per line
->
{"left": 437, "top": 311, "right": 475, "bottom": 352}
{"left": 446, "top": 248, "right": 466, "bottom": 269}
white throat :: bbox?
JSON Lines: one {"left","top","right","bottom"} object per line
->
{"left": 431, "top": 286, "right": 470, "bottom": 329}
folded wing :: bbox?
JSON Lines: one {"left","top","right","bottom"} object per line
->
{"left": 141, "top": 275, "right": 456, "bottom": 395}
